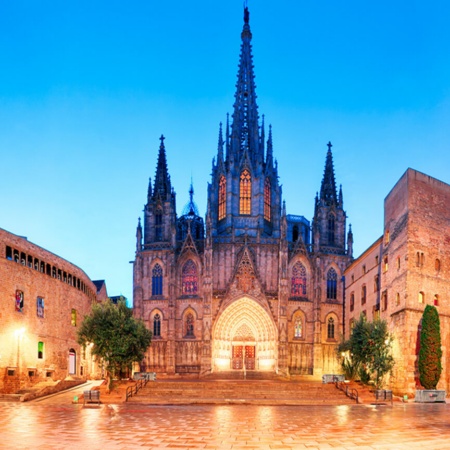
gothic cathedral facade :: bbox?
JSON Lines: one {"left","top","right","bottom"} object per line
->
{"left": 133, "top": 7, "right": 353, "bottom": 377}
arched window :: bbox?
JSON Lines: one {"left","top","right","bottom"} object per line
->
{"left": 218, "top": 175, "right": 226, "bottom": 221}
{"left": 185, "top": 313, "right": 195, "bottom": 337}
{"left": 294, "top": 317, "right": 303, "bottom": 338}
{"left": 350, "top": 293, "right": 355, "bottom": 312}
{"left": 264, "top": 177, "right": 271, "bottom": 221}
{"left": 182, "top": 260, "right": 198, "bottom": 295}
{"left": 361, "top": 285, "right": 367, "bottom": 305}
{"left": 291, "top": 262, "right": 307, "bottom": 296}
{"left": 153, "top": 313, "right": 161, "bottom": 337}
{"left": 396, "top": 292, "right": 400, "bottom": 306}
{"left": 434, "top": 294, "right": 439, "bottom": 306}
{"left": 327, "top": 317, "right": 335, "bottom": 340}
{"left": 155, "top": 211, "right": 163, "bottom": 241}
{"left": 418, "top": 291, "right": 424, "bottom": 303}
{"left": 239, "top": 169, "right": 251, "bottom": 215}
{"left": 435, "top": 259, "right": 441, "bottom": 272}
{"left": 152, "top": 264, "right": 163, "bottom": 296}
{"left": 326, "top": 268, "right": 337, "bottom": 300}
{"left": 328, "top": 214, "right": 335, "bottom": 245}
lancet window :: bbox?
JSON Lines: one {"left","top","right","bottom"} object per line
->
{"left": 152, "top": 264, "right": 163, "bottom": 296}
{"left": 185, "top": 313, "right": 195, "bottom": 337}
{"left": 291, "top": 262, "right": 307, "bottom": 296}
{"left": 218, "top": 175, "right": 226, "bottom": 221}
{"left": 328, "top": 214, "right": 335, "bottom": 245}
{"left": 264, "top": 177, "right": 271, "bottom": 221}
{"left": 327, "top": 317, "right": 335, "bottom": 339}
{"left": 155, "top": 210, "right": 163, "bottom": 241}
{"left": 294, "top": 317, "right": 303, "bottom": 338}
{"left": 153, "top": 313, "right": 161, "bottom": 337}
{"left": 239, "top": 169, "right": 251, "bottom": 215}
{"left": 326, "top": 268, "right": 337, "bottom": 300}
{"left": 182, "top": 259, "right": 198, "bottom": 295}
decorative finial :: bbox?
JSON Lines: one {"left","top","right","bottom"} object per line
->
{"left": 327, "top": 141, "right": 332, "bottom": 151}
{"left": 160, "top": 134, "right": 165, "bottom": 145}
{"left": 244, "top": 3, "right": 249, "bottom": 24}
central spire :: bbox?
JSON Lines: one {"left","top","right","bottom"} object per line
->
{"left": 230, "top": 5, "right": 261, "bottom": 164}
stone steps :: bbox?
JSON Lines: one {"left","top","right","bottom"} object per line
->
{"left": 127, "top": 379, "right": 356, "bottom": 406}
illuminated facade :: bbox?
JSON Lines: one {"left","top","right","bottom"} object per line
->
{"left": 0, "top": 228, "right": 103, "bottom": 394}
{"left": 133, "top": 7, "right": 353, "bottom": 377}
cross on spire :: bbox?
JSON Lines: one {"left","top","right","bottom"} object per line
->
{"left": 327, "top": 141, "right": 332, "bottom": 151}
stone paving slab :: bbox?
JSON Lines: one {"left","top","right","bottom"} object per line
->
{"left": 1, "top": 400, "right": 450, "bottom": 449}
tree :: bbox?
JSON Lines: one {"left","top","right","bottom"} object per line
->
{"left": 338, "top": 314, "right": 394, "bottom": 388}
{"left": 418, "top": 305, "right": 442, "bottom": 389}
{"left": 77, "top": 300, "right": 152, "bottom": 391}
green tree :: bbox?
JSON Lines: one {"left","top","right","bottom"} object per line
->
{"left": 418, "top": 305, "right": 442, "bottom": 389}
{"left": 77, "top": 300, "right": 152, "bottom": 391}
{"left": 338, "top": 314, "right": 394, "bottom": 388}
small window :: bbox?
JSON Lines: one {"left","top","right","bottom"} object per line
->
{"left": 7, "top": 369, "right": 15, "bottom": 376}
{"left": 375, "top": 255, "right": 379, "bottom": 265}
{"left": 435, "top": 259, "right": 441, "bottom": 272}
{"left": 397, "top": 256, "right": 401, "bottom": 270}
{"left": 374, "top": 275, "right": 379, "bottom": 292}
{"left": 37, "top": 297, "right": 44, "bottom": 318}
{"left": 385, "top": 230, "right": 390, "bottom": 244}
{"left": 418, "top": 291, "right": 424, "bottom": 304}
{"left": 381, "top": 290, "right": 388, "bottom": 311}
{"left": 327, "top": 317, "right": 335, "bottom": 340}
{"left": 71, "top": 309, "right": 77, "bottom": 326}
{"left": 396, "top": 293, "right": 400, "bottom": 306}
{"left": 362, "top": 265, "right": 366, "bottom": 274}
{"left": 15, "top": 290, "right": 24, "bottom": 312}
{"left": 28, "top": 370, "right": 35, "bottom": 377}
{"left": 434, "top": 294, "right": 439, "bottom": 306}
{"left": 383, "top": 256, "right": 388, "bottom": 272}
{"left": 361, "top": 285, "right": 367, "bottom": 305}
{"left": 185, "top": 313, "right": 195, "bottom": 338}
{"left": 6, "top": 246, "right": 12, "bottom": 260}
{"left": 350, "top": 293, "right": 355, "bottom": 312}
{"left": 27, "top": 255, "right": 33, "bottom": 268}
{"left": 294, "top": 317, "right": 303, "bottom": 338}
{"left": 38, "top": 341, "right": 44, "bottom": 359}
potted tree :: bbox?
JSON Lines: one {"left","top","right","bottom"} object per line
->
{"left": 415, "top": 305, "right": 445, "bottom": 402}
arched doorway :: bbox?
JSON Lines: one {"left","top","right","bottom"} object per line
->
{"left": 212, "top": 297, "right": 277, "bottom": 372}
{"left": 68, "top": 349, "right": 76, "bottom": 375}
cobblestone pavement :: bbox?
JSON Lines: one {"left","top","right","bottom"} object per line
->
{"left": 2, "top": 385, "right": 450, "bottom": 449}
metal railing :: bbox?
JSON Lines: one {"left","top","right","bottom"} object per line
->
{"left": 335, "top": 381, "right": 359, "bottom": 404}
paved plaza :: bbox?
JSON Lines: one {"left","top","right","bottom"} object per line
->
{"left": 2, "top": 384, "right": 450, "bottom": 449}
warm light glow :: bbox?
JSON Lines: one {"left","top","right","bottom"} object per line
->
{"left": 14, "top": 327, "right": 25, "bottom": 338}
{"left": 214, "top": 358, "right": 231, "bottom": 370}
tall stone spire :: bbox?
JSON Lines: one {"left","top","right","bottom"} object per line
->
{"left": 153, "top": 135, "right": 172, "bottom": 201}
{"left": 319, "top": 141, "right": 338, "bottom": 206}
{"left": 230, "top": 6, "right": 260, "bottom": 164}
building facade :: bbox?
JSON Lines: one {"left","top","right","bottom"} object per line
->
{"left": 133, "top": 8, "right": 353, "bottom": 378}
{"left": 0, "top": 227, "right": 102, "bottom": 394}
{"left": 345, "top": 168, "right": 450, "bottom": 395}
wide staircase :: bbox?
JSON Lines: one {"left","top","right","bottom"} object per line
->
{"left": 127, "top": 373, "right": 356, "bottom": 406}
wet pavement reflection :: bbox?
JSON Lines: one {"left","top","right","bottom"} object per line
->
{"left": 2, "top": 400, "right": 450, "bottom": 449}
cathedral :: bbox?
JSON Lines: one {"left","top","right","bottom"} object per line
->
{"left": 133, "top": 7, "right": 353, "bottom": 377}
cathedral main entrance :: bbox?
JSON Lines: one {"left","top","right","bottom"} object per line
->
{"left": 212, "top": 297, "right": 277, "bottom": 372}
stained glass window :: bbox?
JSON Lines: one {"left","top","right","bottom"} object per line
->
{"left": 326, "top": 268, "right": 337, "bottom": 300}
{"left": 37, "top": 297, "right": 44, "bottom": 318}
{"left": 186, "top": 313, "right": 195, "bottom": 337}
{"left": 218, "top": 175, "right": 226, "bottom": 221}
{"left": 239, "top": 169, "right": 251, "bottom": 215}
{"left": 152, "top": 264, "right": 163, "bottom": 296}
{"left": 153, "top": 313, "right": 161, "bottom": 337}
{"left": 15, "top": 290, "right": 24, "bottom": 312}
{"left": 291, "top": 262, "right": 307, "bottom": 296}
{"left": 38, "top": 341, "right": 44, "bottom": 359}
{"left": 264, "top": 177, "right": 271, "bottom": 221}
{"left": 182, "top": 260, "right": 198, "bottom": 295}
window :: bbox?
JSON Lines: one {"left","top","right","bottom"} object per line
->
{"left": 152, "top": 264, "right": 163, "bottom": 296}
{"left": 37, "top": 297, "right": 44, "bottom": 318}
{"left": 71, "top": 309, "right": 77, "bottom": 326}
{"left": 375, "top": 255, "right": 379, "bottom": 265}
{"left": 294, "top": 317, "right": 303, "bottom": 338}
{"left": 361, "top": 285, "right": 367, "bottom": 305}
{"left": 218, "top": 175, "right": 226, "bottom": 221}
{"left": 182, "top": 260, "right": 198, "bottom": 295}
{"left": 435, "top": 259, "right": 441, "bottom": 272}
{"left": 292, "top": 225, "right": 299, "bottom": 242}
{"left": 6, "top": 246, "right": 12, "bottom": 260}
{"left": 381, "top": 290, "right": 388, "bottom": 311}
{"left": 15, "top": 290, "right": 24, "bottom": 312}
{"left": 326, "top": 268, "right": 337, "bottom": 300}
{"left": 374, "top": 275, "right": 379, "bottom": 292}
{"left": 185, "top": 313, "right": 195, "bottom": 338}
{"left": 153, "top": 313, "right": 161, "bottom": 337}
{"left": 418, "top": 291, "right": 424, "bottom": 304}
{"left": 264, "top": 177, "right": 271, "bottom": 221}
{"left": 397, "top": 256, "right": 401, "bottom": 269}
{"left": 385, "top": 229, "right": 390, "bottom": 244}
{"left": 327, "top": 214, "right": 335, "bottom": 245}
{"left": 38, "top": 341, "right": 44, "bottom": 359}
{"left": 239, "top": 169, "right": 251, "bottom": 215}
{"left": 350, "top": 293, "right": 355, "bottom": 312}
{"left": 434, "top": 295, "right": 439, "bottom": 306}
{"left": 291, "top": 262, "right": 307, "bottom": 296}
{"left": 362, "top": 265, "right": 366, "bottom": 274}
{"left": 383, "top": 256, "right": 388, "bottom": 272}
{"left": 396, "top": 293, "right": 400, "bottom": 306}
{"left": 327, "top": 317, "right": 335, "bottom": 340}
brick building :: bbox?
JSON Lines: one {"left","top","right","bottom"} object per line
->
{"left": 0, "top": 227, "right": 104, "bottom": 394}
{"left": 133, "top": 7, "right": 353, "bottom": 378}
{"left": 345, "top": 168, "right": 450, "bottom": 395}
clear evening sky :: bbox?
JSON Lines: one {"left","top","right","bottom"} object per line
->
{"left": 1, "top": 1, "right": 449, "bottom": 302}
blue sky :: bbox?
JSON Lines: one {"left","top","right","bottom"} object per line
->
{"left": 1, "top": 1, "right": 449, "bottom": 302}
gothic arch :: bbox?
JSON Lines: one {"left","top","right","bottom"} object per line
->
{"left": 291, "top": 308, "right": 306, "bottom": 340}
{"left": 324, "top": 312, "right": 339, "bottom": 341}
{"left": 289, "top": 258, "right": 311, "bottom": 297}
{"left": 212, "top": 296, "right": 278, "bottom": 372}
